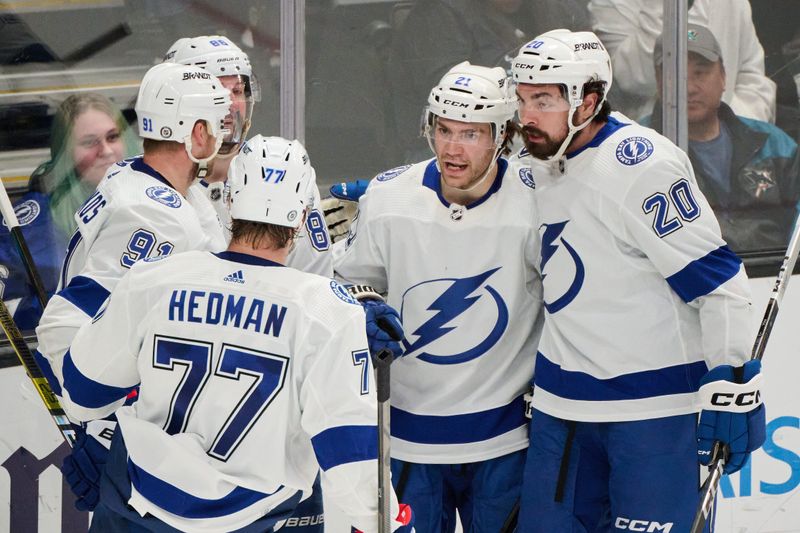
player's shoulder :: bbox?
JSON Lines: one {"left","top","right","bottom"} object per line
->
{"left": 366, "top": 160, "right": 427, "bottom": 195}
{"left": 600, "top": 113, "right": 686, "bottom": 167}
{"left": 503, "top": 156, "right": 541, "bottom": 193}
{"left": 293, "top": 273, "right": 365, "bottom": 323}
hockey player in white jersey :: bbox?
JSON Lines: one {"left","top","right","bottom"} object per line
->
{"left": 34, "top": 61, "right": 231, "bottom": 511}
{"left": 164, "top": 35, "right": 333, "bottom": 277}
{"left": 511, "top": 29, "right": 765, "bottom": 531}
{"left": 59, "top": 135, "right": 413, "bottom": 533}
{"left": 334, "top": 62, "right": 542, "bottom": 532}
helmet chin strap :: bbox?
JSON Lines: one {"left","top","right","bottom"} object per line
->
{"left": 184, "top": 131, "right": 224, "bottom": 180}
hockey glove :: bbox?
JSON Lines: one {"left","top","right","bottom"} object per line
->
{"left": 330, "top": 179, "right": 370, "bottom": 202}
{"left": 347, "top": 285, "right": 405, "bottom": 359}
{"left": 697, "top": 360, "right": 766, "bottom": 474}
{"left": 62, "top": 420, "right": 116, "bottom": 511}
{"left": 320, "top": 197, "right": 358, "bottom": 244}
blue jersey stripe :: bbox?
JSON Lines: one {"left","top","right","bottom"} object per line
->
{"left": 127, "top": 458, "right": 288, "bottom": 519}
{"left": 391, "top": 396, "right": 527, "bottom": 445}
{"left": 311, "top": 425, "right": 378, "bottom": 471}
{"left": 34, "top": 349, "right": 62, "bottom": 396}
{"left": 62, "top": 350, "right": 134, "bottom": 408}
{"left": 57, "top": 275, "right": 110, "bottom": 318}
{"left": 60, "top": 230, "right": 83, "bottom": 289}
{"left": 534, "top": 352, "right": 708, "bottom": 401}
{"left": 666, "top": 245, "right": 742, "bottom": 303}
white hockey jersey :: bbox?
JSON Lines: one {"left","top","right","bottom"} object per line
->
{"left": 35, "top": 156, "right": 227, "bottom": 395}
{"left": 334, "top": 159, "right": 543, "bottom": 464}
{"left": 193, "top": 177, "right": 333, "bottom": 277}
{"left": 518, "top": 115, "right": 752, "bottom": 422}
{"left": 61, "top": 250, "right": 398, "bottom": 532}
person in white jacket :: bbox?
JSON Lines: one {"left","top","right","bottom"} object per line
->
{"left": 588, "top": 0, "right": 776, "bottom": 122}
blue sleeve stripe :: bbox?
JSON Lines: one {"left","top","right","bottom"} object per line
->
{"left": 57, "top": 275, "right": 110, "bottom": 318}
{"left": 534, "top": 351, "right": 708, "bottom": 402}
{"left": 390, "top": 396, "right": 527, "bottom": 445}
{"left": 62, "top": 350, "right": 134, "bottom": 408}
{"left": 311, "top": 425, "right": 378, "bottom": 471}
{"left": 666, "top": 245, "right": 742, "bottom": 302}
{"left": 127, "top": 458, "right": 296, "bottom": 519}
{"left": 60, "top": 230, "right": 82, "bottom": 289}
{"left": 34, "top": 349, "right": 62, "bottom": 396}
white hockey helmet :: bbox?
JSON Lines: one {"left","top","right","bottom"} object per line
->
{"left": 164, "top": 36, "right": 260, "bottom": 155}
{"left": 135, "top": 62, "right": 231, "bottom": 168}
{"left": 512, "top": 29, "right": 613, "bottom": 161}
{"left": 227, "top": 135, "right": 312, "bottom": 229}
{"left": 424, "top": 61, "right": 516, "bottom": 147}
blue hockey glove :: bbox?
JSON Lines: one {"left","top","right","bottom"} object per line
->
{"left": 329, "top": 179, "right": 370, "bottom": 202}
{"left": 347, "top": 285, "right": 405, "bottom": 359}
{"left": 697, "top": 360, "right": 766, "bottom": 474}
{"left": 62, "top": 421, "right": 115, "bottom": 511}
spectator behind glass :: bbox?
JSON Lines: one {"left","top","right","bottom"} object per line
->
{"left": 388, "top": 0, "right": 591, "bottom": 162}
{"left": 0, "top": 93, "right": 139, "bottom": 330}
{"left": 646, "top": 24, "right": 800, "bottom": 253}
{"left": 588, "top": 0, "right": 776, "bottom": 123}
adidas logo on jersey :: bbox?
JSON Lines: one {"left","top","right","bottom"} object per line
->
{"left": 223, "top": 270, "right": 245, "bottom": 284}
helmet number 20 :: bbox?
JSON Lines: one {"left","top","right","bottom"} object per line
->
{"left": 641, "top": 179, "right": 701, "bottom": 238}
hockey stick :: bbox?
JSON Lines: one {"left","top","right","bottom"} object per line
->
{"left": 0, "top": 181, "right": 49, "bottom": 308}
{"left": 690, "top": 216, "right": 800, "bottom": 533}
{"left": 374, "top": 347, "right": 393, "bottom": 533}
{"left": 0, "top": 298, "right": 75, "bottom": 446}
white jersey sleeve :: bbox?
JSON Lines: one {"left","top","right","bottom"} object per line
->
{"left": 62, "top": 251, "right": 401, "bottom": 532}
{"left": 333, "top": 180, "right": 388, "bottom": 291}
{"left": 35, "top": 157, "right": 226, "bottom": 397}
{"left": 616, "top": 147, "right": 752, "bottom": 369}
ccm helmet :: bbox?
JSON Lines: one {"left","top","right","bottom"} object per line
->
{"left": 164, "top": 36, "right": 259, "bottom": 155}
{"left": 512, "top": 29, "right": 612, "bottom": 161}
{"left": 227, "top": 135, "right": 312, "bottom": 229}
{"left": 424, "top": 61, "right": 516, "bottom": 148}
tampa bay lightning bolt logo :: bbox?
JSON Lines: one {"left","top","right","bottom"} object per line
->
{"left": 145, "top": 186, "right": 182, "bottom": 208}
{"left": 330, "top": 281, "right": 359, "bottom": 305}
{"left": 401, "top": 268, "right": 508, "bottom": 365}
{"left": 615, "top": 137, "right": 654, "bottom": 166}
{"left": 540, "top": 221, "right": 585, "bottom": 313}
{"left": 519, "top": 167, "right": 535, "bottom": 189}
{"left": 376, "top": 165, "right": 411, "bottom": 182}
{"left": 11, "top": 200, "right": 40, "bottom": 226}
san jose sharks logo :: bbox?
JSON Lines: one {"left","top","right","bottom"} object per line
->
{"left": 540, "top": 221, "right": 584, "bottom": 313}
{"left": 400, "top": 267, "right": 508, "bottom": 365}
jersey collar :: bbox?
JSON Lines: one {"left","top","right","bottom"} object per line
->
{"left": 131, "top": 156, "right": 177, "bottom": 189}
{"left": 422, "top": 157, "right": 508, "bottom": 209}
{"left": 566, "top": 115, "right": 629, "bottom": 159}
{"left": 213, "top": 251, "right": 285, "bottom": 268}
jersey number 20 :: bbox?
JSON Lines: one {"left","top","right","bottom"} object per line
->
{"left": 642, "top": 179, "right": 701, "bottom": 238}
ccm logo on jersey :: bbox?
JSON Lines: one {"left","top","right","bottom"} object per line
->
{"left": 614, "top": 517, "right": 673, "bottom": 532}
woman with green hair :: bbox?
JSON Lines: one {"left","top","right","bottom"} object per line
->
{"left": 1, "top": 92, "right": 139, "bottom": 329}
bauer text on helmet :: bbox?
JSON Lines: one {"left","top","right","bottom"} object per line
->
{"left": 227, "top": 135, "right": 312, "bottom": 229}
{"left": 164, "top": 36, "right": 260, "bottom": 155}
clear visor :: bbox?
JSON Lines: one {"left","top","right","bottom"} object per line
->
{"left": 424, "top": 115, "right": 497, "bottom": 149}
{"left": 517, "top": 90, "right": 572, "bottom": 116}
{"left": 218, "top": 74, "right": 258, "bottom": 155}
